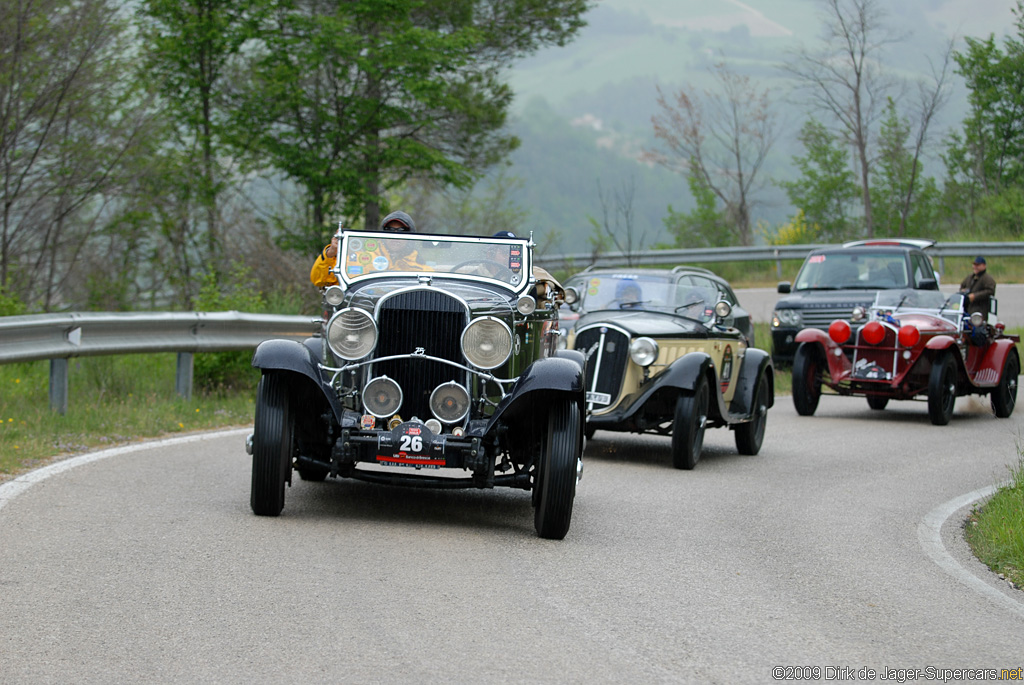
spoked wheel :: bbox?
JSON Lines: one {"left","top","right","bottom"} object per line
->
{"left": 534, "top": 400, "right": 581, "bottom": 540}
{"left": 991, "top": 349, "right": 1019, "bottom": 418}
{"left": 735, "top": 371, "right": 769, "bottom": 456}
{"left": 792, "top": 343, "right": 822, "bottom": 416}
{"left": 927, "top": 353, "right": 958, "bottom": 426}
{"left": 866, "top": 395, "right": 889, "bottom": 410}
{"left": 251, "top": 374, "right": 294, "bottom": 516}
{"left": 672, "top": 377, "right": 708, "bottom": 470}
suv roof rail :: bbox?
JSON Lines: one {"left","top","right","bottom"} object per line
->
{"left": 672, "top": 265, "right": 716, "bottom": 275}
{"left": 842, "top": 238, "right": 936, "bottom": 249}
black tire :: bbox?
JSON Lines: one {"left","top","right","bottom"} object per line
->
{"left": 672, "top": 377, "right": 708, "bottom": 470}
{"left": 251, "top": 374, "right": 293, "bottom": 516}
{"left": 927, "top": 353, "right": 957, "bottom": 426}
{"left": 866, "top": 395, "right": 889, "bottom": 410}
{"left": 534, "top": 400, "right": 581, "bottom": 540}
{"left": 735, "top": 372, "right": 769, "bottom": 456}
{"left": 991, "top": 350, "right": 1019, "bottom": 418}
{"left": 791, "top": 344, "right": 822, "bottom": 416}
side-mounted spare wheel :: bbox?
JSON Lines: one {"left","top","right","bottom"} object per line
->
{"left": 534, "top": 399, "right": 581, "bottom": 540}
{"left": 251, "top": 373, "right": 294, "bottom": 516}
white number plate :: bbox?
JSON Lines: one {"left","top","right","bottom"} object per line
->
{"left": 586, "top": 391, "right": 612, "bottom": 405}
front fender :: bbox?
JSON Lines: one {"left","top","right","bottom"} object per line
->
{"left": 596, "top": 352, "right": 720, "bottom": 426}
{"left": 972, "top": 339, "right": 1020, "bottom": 388}
{"left": 729, "top": 348, "right": 774, "bottom": 417}
{"left": 252, "top": 338, "right": 344, "bottom": 422}
{"left": 924, "top": 335, "right": 958, "bottom": 352}
{"left": 487, "top": 357, "right": 584, "bottom": 430}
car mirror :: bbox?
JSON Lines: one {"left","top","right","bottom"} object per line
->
{"left": 918, "top": 278, "right": 938, "bottom": 291}
{"left": 777, "top": 281, "right": 791, "bottom": 294}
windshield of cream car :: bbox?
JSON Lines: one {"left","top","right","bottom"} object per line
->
{"left": 337, "top": 232, "right": 531, "bottom": 290}
{"left": 577, "top": 273, "right": 719, "bottom": 320}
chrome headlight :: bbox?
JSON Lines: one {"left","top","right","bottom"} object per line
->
{"left": 629, "top": 337, "right": 659, "bottom": 367}
{"left": 516, "top": 295, "right": 536, "bottom": 315}
{"left": 429, "top": 382, "right": 471, "bottom": 423}
{"left": 461, "top": 317, "right": 512, "bottom": 369}
{"left": 970, "top": 312, "right": 984, "bottom": 328}
{"left": 714, "top": 300, "right": 732, "bottom": 319}
{"left": 851, "top": 306, "right": 867, "bottom": 322}
{"left": 363, "top": 376, "right": 402, "bottom": 418}
{"left": 327, "top": 307, "right": 377, "bottom": 360}
{"left": 773, "top": 309, "right": 801, "bottom": 327}
{"left": 323, "top": 285, "right": 346, "bottom": 307}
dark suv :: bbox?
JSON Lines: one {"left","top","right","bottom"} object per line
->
{"left": 771, "top": 239, "right": 940, "bottom": 364}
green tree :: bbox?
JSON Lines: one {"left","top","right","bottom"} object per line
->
{"left": 0, "top": 0, "right": 154, "bottom": 310}
{"left": 661, "top": 169, "right": 730, "bottom": 248}
{"left": 646, "top": 62, "right": 778, "bottom": 247}
{"left": 943, "top": 0, "right": 1024, "bottom": 237}
{"left": 871, "top": 99, "right": 941, "bottom": 238}
{"left": 777, "top": 119, "right": 860, "bottom": 242}
{"left": 137, "top": 0, "right": 261, "bottom": 276}
{"left": 232, "top": 0, "right": 590, "bottom": 254}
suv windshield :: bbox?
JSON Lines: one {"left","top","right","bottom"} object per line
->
{"left": 578, "top": 273, "right": 718, "bottom": 320}
{"left": 873, "top": 289, "right": 963, "bottom": 315}
{"left": 338, "top": 232, "right": 530, "bottom": 290}
{"left": 794, "top": 251, "right": 909, "bottom": 290}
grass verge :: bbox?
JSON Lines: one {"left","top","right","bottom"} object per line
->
{"left": 0, "top": 354, "right": 256, "bottom": 482}
{"left": 966, "top": 449, "right": 1024, "bottom": 590}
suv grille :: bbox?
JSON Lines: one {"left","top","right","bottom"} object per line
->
{"left": 575, "top": 326, "right": 629, "bottom": 412}
{"left": 799, "top": 300, "right": 873, "bottom": 329}
{"left": 374, "top": 290, "right": 468, "bottom": 420}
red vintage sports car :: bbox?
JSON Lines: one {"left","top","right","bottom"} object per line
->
{"left": 790, "top": 288, "right": 1019, "bottom": 425}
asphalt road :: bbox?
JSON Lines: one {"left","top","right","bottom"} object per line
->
{"left": 1, "top": 395, "right": 1022, "bottom": 683}
{"left": 737, "top": 283, "right": 1024, "bottom": 329}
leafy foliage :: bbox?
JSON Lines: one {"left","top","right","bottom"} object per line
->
{"left": 777, "top": 119, "right": 859, "bottom": 242}
{"left": 661, "top": 170, "right": 730, "bottom": 248}
{"left": 192, "top": 263, "right": 267, "bottom": 391}
{"left": 944, "top": 1, "right": 1024, "bottom": 237}
{"left": 228, "top": 0, "right": 590, "bottom": 254}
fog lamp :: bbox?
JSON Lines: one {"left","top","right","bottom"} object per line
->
{"left": 363, "top": 376, "right": 402, "bottom": 418}
{"left": 429, "top": 382, "right": 471, "bottom": 423}
{"left": 861, "top": 321, "right": 885, "bottom": 345}
{"left": 829, "top": 320, "right": 851, "bottom": 344}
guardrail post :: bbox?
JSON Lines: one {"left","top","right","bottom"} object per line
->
{"left": 49, "top": 359, "right": 68, "bottom": 415}
{"left": 176, "top": 352, "right": 194, "bottom": 400}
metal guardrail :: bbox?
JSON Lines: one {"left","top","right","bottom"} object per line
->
{"left": 534, "top": 241, "right": 1024, "bottom": 278}
{"left": 0, "top": 311, "right": 318, "bottom": 413}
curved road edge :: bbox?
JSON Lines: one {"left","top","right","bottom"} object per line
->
{"left": 0, "top": 428, "right": 251, "bottom": 514}
{"left": 917, "top": 484, "right": 1024, "bottom": 619}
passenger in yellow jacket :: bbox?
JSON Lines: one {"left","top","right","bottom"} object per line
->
{"left": 309, "top": 211, "right": 416, "bottom": 288}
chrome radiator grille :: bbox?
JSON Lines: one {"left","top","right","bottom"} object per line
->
{"left": 374, "top": 290, "right": 468, "bottom": 420}
{"left": 574, "top": 326, "right": 628, "bottom": 411}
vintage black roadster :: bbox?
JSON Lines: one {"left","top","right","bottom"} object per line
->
{"left": 247, "top": 229, "right": 585, "bottom": 539}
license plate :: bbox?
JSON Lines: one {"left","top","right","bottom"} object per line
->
{"left": 586, "top": 391, "right": 612, "bottom": 405}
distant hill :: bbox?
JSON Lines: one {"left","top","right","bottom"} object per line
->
{"left": 502, "top": 0, "right": 1016, "bottom": 255}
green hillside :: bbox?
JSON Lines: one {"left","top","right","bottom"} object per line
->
{"left": 499, "top": 0, "right": 1016, "bottom": 255}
